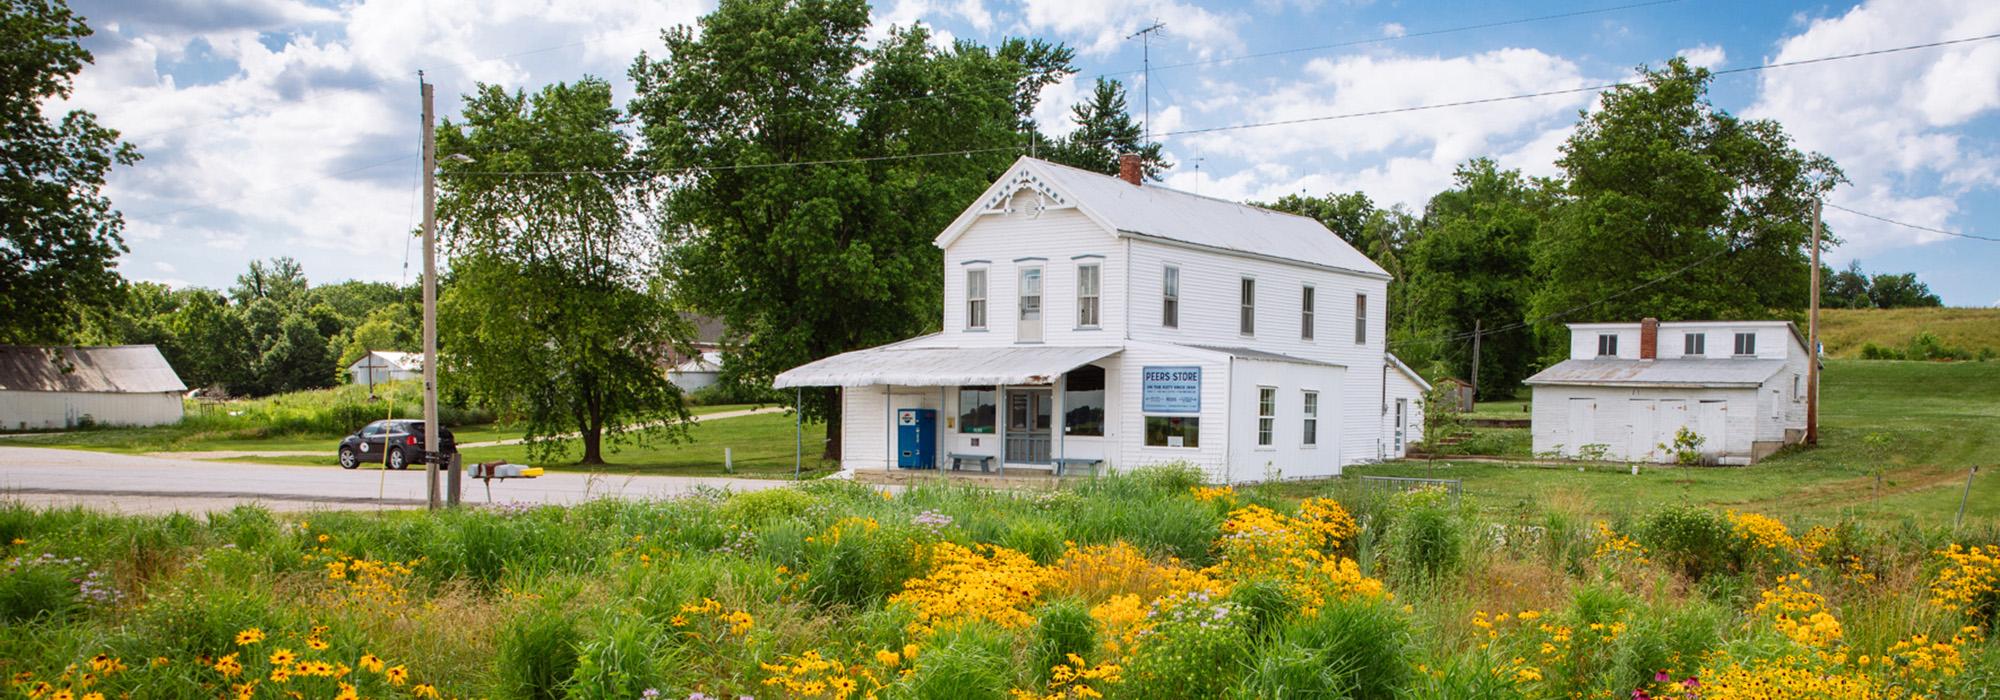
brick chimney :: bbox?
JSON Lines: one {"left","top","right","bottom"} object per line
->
{"left": 1639, "top": 317, "right": 1659, "bottom": 360}
{"left": 1117, "top": 153, "right": 1142, "bottom": 186}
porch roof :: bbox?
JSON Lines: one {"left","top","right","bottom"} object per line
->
{"left": 774, "top": 345, "right": 1122, "bottom": 388}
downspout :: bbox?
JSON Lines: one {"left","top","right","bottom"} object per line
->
{"left": 885, "top": 385, "right": 894, "bottom": 471}
{"left": 1380, "top": 363, "right": 1389, "bottom": 462}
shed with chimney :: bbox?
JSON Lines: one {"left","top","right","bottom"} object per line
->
{"left": 775, "top": 155, "right": 1426, "bottom": 482}
{"left": 1523, "top": 318, "right": 1814, "bottom": 465}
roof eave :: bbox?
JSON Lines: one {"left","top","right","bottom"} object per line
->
{"left": 1117, "top": 230, "right": 1392, "bottom": 280}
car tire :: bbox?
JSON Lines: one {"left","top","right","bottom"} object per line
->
{"left": 339, "top": 446, "right": 359, "bottom": 470}
{"left": 388, "top": 447, "right": 408, "bottom": 470}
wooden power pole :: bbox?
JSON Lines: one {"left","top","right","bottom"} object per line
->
{"left": 1807, "top": 198, "right": 1822, "bottom": 446}
{"left": 420, "top": 77, "right": 442, "bottom": 509}
{"left": 1468, "top": 319, "right": 1482, "bottom": 412}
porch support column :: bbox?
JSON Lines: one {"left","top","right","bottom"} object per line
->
{"left": 1055, "top": 375, "right": 1065, "bottom": 475}
{"left": 885, "top": 385, "right": 894, "bottom": 471}
{"left": 793, "top": 387, "right": 802, "bottom": 480}
{"left": 938, "top": 386, "right": 947, "bottom": 469}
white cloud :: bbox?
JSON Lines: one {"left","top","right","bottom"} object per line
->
{"left": 1676, "top": 44, "right": 1726, "bottom": 70}
{"left": 1381, "top": 23, "right": 1406, "bottom": 39}
{"left": 1745, "top": 0, "right": 2000, "bottom": 261}
{"left": 1019, "top": 0, "right": 1242, "bottom": 57}
{"left": 153, "top": 262, "right": 177, "bottom": 274}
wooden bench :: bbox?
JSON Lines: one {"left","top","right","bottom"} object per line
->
{"left": 947, "top": 452, "right": 996, "bottom": 474}
{"left": 1052, "top": 457, "right": 1103, "bottom": 478}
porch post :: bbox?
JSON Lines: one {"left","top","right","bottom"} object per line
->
{"left": 885, "top": 385, "right": 894, "bottom": 471}
{"left": 793, "top": 387, "right": 802, "bottom": 480}
{"left": 938, "top": 386, "right": 946, "bottom": 469}
{"left": 1055, "top": 375, "right": 1065, "bottom": 475}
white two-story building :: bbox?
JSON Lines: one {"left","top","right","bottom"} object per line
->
{"left": 775, "top": 156, "right": 1428, "bottom": 483}
{"left": 1524, "top": 318, "right": 1813, "bottom": 465}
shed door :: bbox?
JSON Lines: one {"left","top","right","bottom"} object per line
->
{"left": 1566, "top": 398, "right": 1596, "bottom": 457}
{"left": 1696, "top": 400, "right": 1728, "bottom": 459}
{"left": 1627, "top": 398, "right": 1655, "bottom": 462}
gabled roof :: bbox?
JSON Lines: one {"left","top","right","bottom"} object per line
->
{"left": 1525, "top": 358, "right": 1789, "bottom": 388}
{"left": 351, "top": 351, "right": 423, "bottom": 372}
{"left": 0, "top": 345, "right": 187, "bottom": 394}
{"left": 935, "top": 157, "right": 1388, "bottom": 278}
{"left": 1384, "top": 352, "right": 1433, "bottom": 392}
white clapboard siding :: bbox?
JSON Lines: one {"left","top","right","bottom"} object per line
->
{"left": 939, "top": 207, "right": 1125, "bottom": 347}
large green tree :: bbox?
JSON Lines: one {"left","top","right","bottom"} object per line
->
{"left": 1401, "top": 159, "right": 1550, "bottom": 398}
{"left": 437, "top": 78, "right": 689, "bottom": 465}
{"left": 1041, "top": 77, "right": 1169, "bottom": 179}
{"left": 1532, "top": 58, "right": 1842, "bottom": 352}
{"left": 0, "top": 0, "right": 140, "bottom": 344}
{"left": 628, "top": 0, "right": 1073, "bottom": 458}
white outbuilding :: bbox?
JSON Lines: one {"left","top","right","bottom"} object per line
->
{"left": 776, "top": 155, "right": 1424, "bottom": 482}
{"left": 1524, "top": 318, "right": 1812, "bottom": 465}
{"left": 0, "top": 345, "right": 188, "bottom": 430}
{"left": 346, "top": 351, "right": 423, "bottom": 386}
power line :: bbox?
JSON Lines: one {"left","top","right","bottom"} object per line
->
{"left": 1824, "top": 202, "right": 2000, "bottom": 243}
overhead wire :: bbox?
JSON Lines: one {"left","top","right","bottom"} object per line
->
{"left": 1823, "top": 202, "right": 2000, "bottom": 243}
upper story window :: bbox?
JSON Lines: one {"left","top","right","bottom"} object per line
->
{"left": 1162, "top": 265, "right": 1180, "bottom": 329}
{"left": 1354, "top": 293, "right": 1369, "bottom": 345}
{"left": 1077, "top": 263, "right": 1101, "bottom": 328}
{"left": 1239, "top": 277, "right": 1257, "bottom": 336}
{"left": 1018, "top": 267, "right": 1044, "bottom": 342}
{"left": 1733, "top": 332, "right": 1757, "bottom": 356}
{"left": 1597, "top": 333, "right": 1619, "bottom": 356}
{"left": 1684, "top": 332, "right": 1705, "bottom": 356}
{"left": 1301, "top": 285, "right": 1316, "bottom": 340}
{"left": 964, "top": 268, "right": 987, "bottom": 330}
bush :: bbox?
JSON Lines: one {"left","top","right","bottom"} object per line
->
{"left": 1235, "top": 597, "right": 1410, "bottom": 700}
{"left": 0, "top": 555, "right": 90, "bottom": 623}
{"left": 1381, "top": 489, "right": 1466, "bottom": 584}
{"left": 565, "top": 611, "right": 671, "bottom": 700}
{"left": 1118, "top": 594, "right": 1251, "bottom": 699}
{"left": 1227, "top": 577, "right": 1297, "bottom": 642}
{"left": 687, "top": 379, "right": 786, "bottom": 406}
{"left": 718, "top": 488, "right": 818, "bottom": 526}
{"left": 797, "top": 518, "right": 929, "bottom": 608}
{"left": 1030, "top": 599, "right": 1098, "bottom": 679}
{"left": 1640, "top": 504, "right": 1736, "bottom": 580}
{"left": 1860, "top": 342, "right": 1906, "bottom": 360}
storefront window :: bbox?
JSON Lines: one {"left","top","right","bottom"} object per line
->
{"left": 959, "top": 386, "right": 995, "bottom": 434}
{"left": 1144, "top": 416, "right": 1199, "bottom": 448}
{"left": 1064, "top": 365, "right": 1105, "bottom": 436}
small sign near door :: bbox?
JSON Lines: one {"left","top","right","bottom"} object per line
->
{"left": 1142, "top": 366, "right": 1202, "bottom": 413}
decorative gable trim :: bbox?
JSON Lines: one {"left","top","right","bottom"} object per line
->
{"left": 933, "top": 157, "right": 1120, "bottom": 252}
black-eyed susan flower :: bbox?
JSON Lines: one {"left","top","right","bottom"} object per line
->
{"left": 385, "top": 665, "right": 409, "bottom": 686}
{"left": 413, "top": 683, "right": 441, "bottom": 698}
{"left": 306, "top": 637, "right": 330, "bottom": 651}
{"left": 234, "top": 628, "right": 266, "bottom": 646}
{"left": 357, "top": 654, "right": 383, "bottom": 673}
{"left": 214, "top": 653, "right": 243, "bottom": 677}
{"left": 268, "top": 649, "right": 296, "bottom": 667}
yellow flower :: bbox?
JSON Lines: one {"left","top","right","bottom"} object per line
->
{"left": 52, "top": 690, "right": 74, "bottom": 700}
{"left": 335, "top": 683, "right": 359, "bottom": 700}
{"left": 386, "top": 665, "right": 409, "bottom": 686}
{"left": 214, "top": 653, "right": 243, "bottom": 677}
{"left": 234, "top": 628, "right": 266, "bottom": 646}
{"left": 413, "top": 683, "right": 441, "bottom": 699}
{"left": 317, "top": 533, "right": 331, "bottom": 544}
{"left": 307, "top": 637, "right": 330, "bottom": 651}
{"left": 269, "top": 667, "right": 291, "bottom": 683}
{"left": 269, "top": 649, "right": 297, "bottom": 667}
{"left": 82, "top": 694, "right": 105, "bottom": 700}
{"left": 358, "top": 654, "right": 384, "bottom": 673}
{"left": 875, "top": 649, "right": 902, "bottom": 667}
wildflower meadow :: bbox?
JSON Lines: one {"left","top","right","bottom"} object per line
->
{"left": 1, "top": 465, "right": 1996, "bottom": 699}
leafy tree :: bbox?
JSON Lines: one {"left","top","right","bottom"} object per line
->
{"left": 1401, "top": 160, "right": 1549, "bottom": 398}
{"left": 230, "top": 257, "right": 309, "bottom": 306}
{"left": 254, "top": 314, "right": 335, "bottom": 394}
{"left": 1866, "top": 271, "right": 1941, "bottom": 309}
{"left": 0, "top": 0, "right": 141, "bottom": 343}
{"left": 335, "top": 304, "right": 419, "bottom": 368}
{"left": 1531, "top": 58, "right": 1843, "bottom": 353}
{"left": 167, "top": 289, "right": 250, "bottom": 391}
{"left": 1041, "top": 78, "right": 1169, "bottom": 179}
{"left": 1822, "top": 261, "right": 1872, "bottom": 309}
{"left": 436, "top": 78, "right": 689, "bottom": 465}
{"left": 629, "top": 0, "right": 1073, "bottom": 458}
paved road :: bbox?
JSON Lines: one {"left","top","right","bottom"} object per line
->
{"left": 0, "top": 446, "right": 800, "bottom": 515}
{"left": 147, "top": 406, "right": 791, "bottom": 460}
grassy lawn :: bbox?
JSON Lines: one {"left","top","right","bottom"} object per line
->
{"left": 1820, "top": 306, "right": 2000, "bottom": 358}
{"left": 1341, "top": 359, "right": 2000, "bottom": 527}
{"left": 1466, "top": 395, "right": 1531, "bottom": 417}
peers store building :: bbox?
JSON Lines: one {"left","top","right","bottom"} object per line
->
{"left": 776, "top": 156, "right": 1429, "bottom": 483}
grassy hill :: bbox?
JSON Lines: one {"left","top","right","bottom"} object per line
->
{"left": 1818, "top": 306, "right": 2000, "bottom": 358}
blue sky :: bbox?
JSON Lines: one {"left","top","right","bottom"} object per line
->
{"left": 60, "top": 0, "right": 2000, "bottom": 305}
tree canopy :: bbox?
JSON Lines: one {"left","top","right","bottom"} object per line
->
{"left": 1041, "top": 78, "right": 1170, "bottom": 179}
{"left": 0, "top": 0, "right": 140, "bottom": 344}
{"left": 1400, "top": 160, "right": 1552, "bottom": 398}
{"left": 437, "top": 78, "right": 690, "bottom": 465}
{"left": 628, "top": 0, "right": 1075, "bottom": 457}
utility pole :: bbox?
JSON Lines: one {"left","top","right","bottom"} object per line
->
{"left": 1128, "top": 21, "right": 1166, "bottom": 144}
{"left": 420, "top": 76, "right": 442, "bottom": 510}
{"left": 1468, "top": 319, "right": 1482, "bottom": 412}
{"left": 1807, "top": 198, "right": 1822, "bottom": 446}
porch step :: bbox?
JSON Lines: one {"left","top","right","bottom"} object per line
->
{"left": 851, "top": 468, "right": 1094, "bottom": 491}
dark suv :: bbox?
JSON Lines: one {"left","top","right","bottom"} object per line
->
{"left": 338, "top": 419, "right": 457, "bottom": 470}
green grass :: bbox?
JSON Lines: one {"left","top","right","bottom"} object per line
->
{"left": 1466, "top": 396, "right": 1532, "bottom": 417}
{"left": 459, "top": 412, "right": 835, "bottom": 478}
{"left": 1344, "top": 359, "right": 2000, "bottom": 528}
{"left": 1820, "top": 307, "right": 2000, "bottom": 358}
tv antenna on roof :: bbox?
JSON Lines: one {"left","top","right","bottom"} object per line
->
{"left": 1192, "top": 150, "right": 1207, "bottom": 194}
{"left": 1128, "top": 20, "right": 1166, "bottom": 144}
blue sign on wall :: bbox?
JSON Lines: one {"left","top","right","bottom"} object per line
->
{"left": 1141, "top": 365, "right": 1202, "bottom": 413}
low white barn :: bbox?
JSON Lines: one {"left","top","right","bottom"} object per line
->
{"left": 347, "top": 351, "right": 422, "bottom": 386}
{"left": 1525, "top": 318, "right": 1812, "bottom": 465}
{"left": 776, "top": 156, "right": 1425, "bottom": 483}
{"left": 668, "top": 351, "right": 724, "bottom": 391}
{"left": 1383, "top": 353, "right": 1431, "bottom": 459}
{"left": 0, "top": 345, "right": 187, "bottom": 430}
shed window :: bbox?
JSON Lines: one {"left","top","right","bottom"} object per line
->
{"left": 1239, "top": 277, "right": 1256, "bottom": 336}
{"left": 1597, "top": 334, "right": 1618, "bottom": 357}
{"left": 1684, "top": 332, "right": 1705, "bottom": 356}
{"left": 1077, "top": 263, "right": 1101, "bottom": 328}
{"left": 1302, "top": 391, "right": 1319, "bottom": 446}
{"left": 1162, "top": 266, "right": 1180, "bottom": 328}
{"left": 965, "top": 268, "right": 987, "bottom": 330}
{"left": 1257, "top": 387, "right": 1276, "bottom": 447}
{"left": 1064, "top": 365, "right": 1105, "bottom": 437}
{"left": 1355, "top": 293, "right": 1368, "bottom": 344}
{"left": 1144, "top": 416, "right": 1199, "bottom": 448}
{"left": 958, "top": 386, "right": 995, "bottom": 434}
{"left": 1733, "top": 332, "right": 1757, "bottom": 356}
{"left": 1301, "top": 285, "right": 1315, "bottom": 340}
